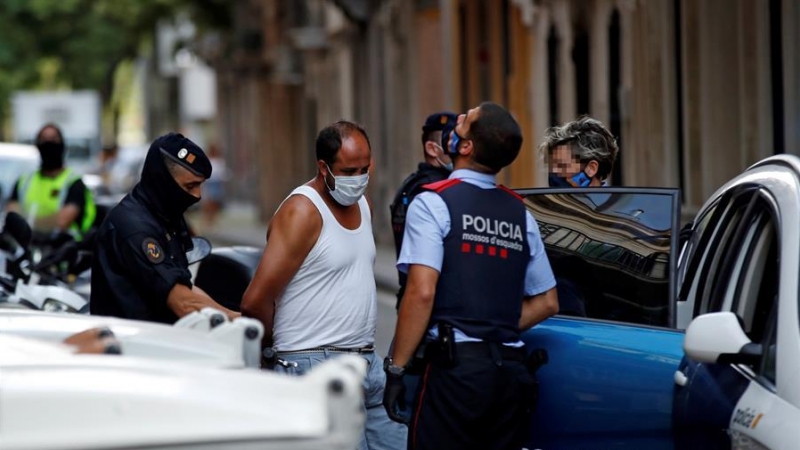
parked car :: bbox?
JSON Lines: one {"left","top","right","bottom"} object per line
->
{"left": 0, "top": 143, "right": 39, "bottom": 208}
{"left": 517, "top": 154, "right": 800, "bottom": 450}
{"left": 674, "top": 154, "right": 800, "bottom": 450}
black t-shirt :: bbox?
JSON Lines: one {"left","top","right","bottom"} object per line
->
{"left": 10, "top": 174, "right": 88, "bottom": 227}
{"left": 90, "top": 191, "right": 193, "bottom": 324}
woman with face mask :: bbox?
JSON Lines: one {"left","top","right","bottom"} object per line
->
{"left": 242, "top": 120, "right": 407, "bottom": 450}
{"left": 5, "top": 123, "right": 96, "bottom": 239}
{"left": 540, "top": 116, "right": 619, "bottom": 188}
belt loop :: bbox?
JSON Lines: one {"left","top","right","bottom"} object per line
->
{"left": 489, "top": 343, "right": 503, "bottom": 367}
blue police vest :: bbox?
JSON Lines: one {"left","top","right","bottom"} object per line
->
{"left": 425, "top": 179, "right": 530, "bottom": 343}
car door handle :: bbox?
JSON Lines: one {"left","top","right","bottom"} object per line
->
{"left": 674, "top": 370, "right": 688, "bottom": 387}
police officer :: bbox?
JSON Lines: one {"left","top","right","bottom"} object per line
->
{"left": 389, "top": 111, "right": 457, "bottom": 308}
{"left": 6, "top": 124, "right": 96, "bottom": 239}
{"left": 91, "top": 133, "right": 238, "bottom": 324}
{"left": 383, "top": 102, "right": 559, "bottom": 450}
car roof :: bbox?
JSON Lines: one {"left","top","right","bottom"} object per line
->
{"left": 0, "top": 142, "right": 39, "bottom": 160}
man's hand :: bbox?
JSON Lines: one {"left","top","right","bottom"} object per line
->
{"left": 383, "top": 372, "right": 410, "bottom": 424}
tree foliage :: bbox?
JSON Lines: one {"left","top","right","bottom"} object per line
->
{"left": 0, "top": 0, "right": 231, "bottom": 135}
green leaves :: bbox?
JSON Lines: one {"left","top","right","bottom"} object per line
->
{"left": 0, "top": 0, "right": 231, "bottom": 125}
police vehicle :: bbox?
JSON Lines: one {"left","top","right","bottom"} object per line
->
{"left": 517, "top": 154, "right": 800, "bottom": 449}
{"left": 0, "top": 330, "right": 366, "bottom": 450}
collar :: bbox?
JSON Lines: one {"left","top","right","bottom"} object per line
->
{"left": 448, "top": 169, "right": 497, "bottom": 186}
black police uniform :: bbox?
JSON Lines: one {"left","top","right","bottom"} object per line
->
{"left": 410, "top": 179, "right": 538, "bottom": 450}
{"left": 90, "top": 133, "right": 211, "bottom": 324}
{"left": 390, "top": 112, "right": 456, "bottom": 308}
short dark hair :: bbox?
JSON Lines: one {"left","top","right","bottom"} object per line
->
{"left": 421, "top": 129, "right": 442, "bottom": 149}
{"left": 162, "top": 153, "right": 182, "bottom": 177}
{"left": 35, "top": 123, "right": 64, "bottom": 144}
{"left": 315, "top": 120, "right": 371, "bottom": 166}
{"left": 467, "top": 102, "right": 523, "bottom": 173}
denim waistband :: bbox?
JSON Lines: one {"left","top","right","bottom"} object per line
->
{"left": 277, "top": 345, "right": 375, "bottom": 355}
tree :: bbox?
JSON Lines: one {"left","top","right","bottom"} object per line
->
{"left": 0, "top": 0, "right": 231, "bottom": 140}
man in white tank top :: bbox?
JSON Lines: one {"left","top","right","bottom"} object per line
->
{"left": 242, "top": 121, "right": 406, "bottom": 450}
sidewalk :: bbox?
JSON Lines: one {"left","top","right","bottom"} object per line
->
{"left": 188, "top": 202, "right": 400, "bottom": 295}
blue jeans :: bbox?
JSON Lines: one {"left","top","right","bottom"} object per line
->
{"left": 275, "top": 350, "right": 407, "bottom": 450}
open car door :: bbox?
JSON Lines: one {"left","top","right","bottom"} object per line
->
{"left": 516, "top": 187, "right": 683, "bottom": 450}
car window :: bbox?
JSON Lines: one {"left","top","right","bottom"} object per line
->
{"left": 680, "top": 189, "right": 758, "bottom": 316}
{"left": 712, "top": 198, "right": 779, "bottom": 387}
{"left": 521, "top": 189, "right": 678, "bottom": 327}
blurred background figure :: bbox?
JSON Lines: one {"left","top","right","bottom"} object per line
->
{"left": 5, "top": 124, "right": 96, "bottom": 241}
{"left": 97, "top": 144, "right": 119, "bottom": 189}
{"left": 202, "top": 143, "right": 227, "bottom": 228}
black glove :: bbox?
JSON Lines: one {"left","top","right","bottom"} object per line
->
{"left": 383, "top": 372, "right": 411, "bottom": 424}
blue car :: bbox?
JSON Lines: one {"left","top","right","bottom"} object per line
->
{"left": 518, "top": 155, "right": 800, "bottom": 449}
{"left": 517, "top": 186, "right": 683, "bottom": 449}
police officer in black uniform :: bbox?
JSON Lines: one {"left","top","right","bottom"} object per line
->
{"left": 383, "top": 102, "right": 559, "bottom": 450}
{"left": 389, "top": 111, "right": 457, "bottom": 308}
{"left": 91, "top": 133, "right": 238, "bottom": 324}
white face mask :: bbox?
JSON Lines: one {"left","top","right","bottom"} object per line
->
{"left": 324, "top": 163, "right": 369, "bottom": 206}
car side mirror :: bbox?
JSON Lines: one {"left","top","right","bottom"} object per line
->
{"left": 684, "top": 312, "right": 762, "bottom": 365}
{"left": 186, "top": 237, "right": 212, "bottom": 265}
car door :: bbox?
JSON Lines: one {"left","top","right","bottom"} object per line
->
{"left": 516, "top": 187, "right": 684, "bottom": 450}
{"left": 678, "top": 158, "right": 800, "bottom": 450}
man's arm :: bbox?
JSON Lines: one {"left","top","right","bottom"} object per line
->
{"left": 390, "top": 264, "right": 439, "bottom": 367}
{"left": 167, "top": 283, "right": 240, "bottom": 320}
{"left": 519, "top": 287, "right": 559, "bottom": 330}
{"left": 241, "top": 194, "right": 321, "bottom": 346}
{"left": 56, "top": 180, "right": 86, "bottom": 230}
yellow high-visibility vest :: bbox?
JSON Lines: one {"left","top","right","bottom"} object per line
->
{"left": 17, "top": 169, "right": 96, "bottom": 237}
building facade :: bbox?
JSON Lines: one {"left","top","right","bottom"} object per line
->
{"left": 210, "top": 0, "right": 800, "bottom": 240}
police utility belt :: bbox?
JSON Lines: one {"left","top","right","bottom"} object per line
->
{"left": 407, "top": 323, "right": 548, "bottom": 375}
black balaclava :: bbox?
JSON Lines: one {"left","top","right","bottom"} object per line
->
{"left": 37, "top": 141, "right": 65, "bottom": 171}
{"left": 133, "top": 133, "right": 212, "bottom": 228}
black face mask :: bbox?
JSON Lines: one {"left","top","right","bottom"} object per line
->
{"left": 37, "top": 141, "right": 65, "bottom": 171}
{"left": 548, "top": 173, "right": 571, "bottom": 187}
{"left": 135, "top": 149, "right": 202, "bottom": 224}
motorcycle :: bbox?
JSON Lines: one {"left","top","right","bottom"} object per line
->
{"left": 1, "top": 211, "right": 261, "bottom": 315}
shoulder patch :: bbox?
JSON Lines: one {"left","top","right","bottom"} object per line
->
{"left": 423, "top": 178, "right": 461, "bottom": 193}
{"left": 141, "top": 237, "right": 165, "bottom": 264}
{"left": 498, "top": 184, "right": 524, "bottom": 201}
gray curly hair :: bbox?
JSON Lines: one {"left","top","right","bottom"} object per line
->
{"left": 539, "top": 116, "right": 619, "bottom": 180}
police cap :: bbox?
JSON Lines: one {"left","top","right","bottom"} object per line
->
{"left": 422, "top": 112, "right": 458, "bottom": 133}
{"left": 153, "top": 133, "right": 212, "bottom": 179}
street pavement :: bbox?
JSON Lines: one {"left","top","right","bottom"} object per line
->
{"left": 188, "top": 201, "right": 400, "bottom": 356}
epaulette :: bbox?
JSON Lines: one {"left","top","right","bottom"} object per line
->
{"left": 422, "top": 178, "right": 461, "bottom": 193}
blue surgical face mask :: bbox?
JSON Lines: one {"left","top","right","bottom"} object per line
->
{"left": 432, "top": 144, "right": 454, "bottom": 171}
{"left": 548, "top": 171, "right": 592, "bottom": 188}
{"left": 448, "top": 129, "right": 464, "bottom": 156}
{"left": 324, "top": 163, "right": 369, "bottom": 206}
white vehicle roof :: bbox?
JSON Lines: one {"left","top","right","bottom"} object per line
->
{"left": 0, "top": 334, "right": 366, "bottom": 450}
{"left": 0, "top": 310, "right": 246, "bottom": 369}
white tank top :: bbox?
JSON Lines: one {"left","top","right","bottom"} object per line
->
{"left": 272, "top": 186, "right": 377, "bottom": 351}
